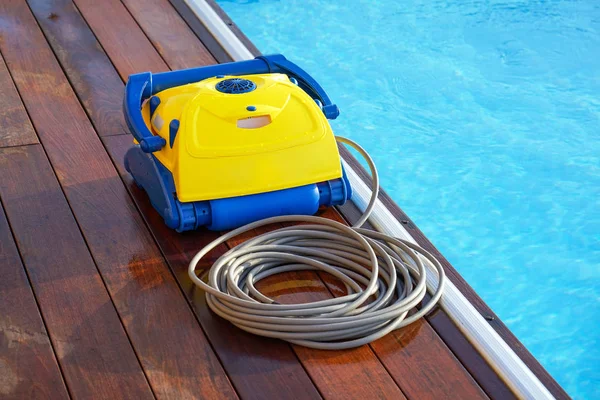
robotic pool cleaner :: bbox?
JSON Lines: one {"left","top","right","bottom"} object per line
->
{"left": 123, "top": 55, "right": 445, "bottom": 350}
{"left": 124, "top": 54, "right": 351, "bottom": 232}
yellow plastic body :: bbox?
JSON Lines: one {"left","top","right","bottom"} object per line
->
{"left": 141, "top": 73, "right": 342, "bottom": 202}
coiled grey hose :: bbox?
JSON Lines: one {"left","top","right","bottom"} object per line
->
{"left": 188, "top": 137, "right": 445, "bottom": 350}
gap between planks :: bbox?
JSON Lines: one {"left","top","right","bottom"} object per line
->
{"left": 0, "top": 197, "right": 70, "bottom": 399}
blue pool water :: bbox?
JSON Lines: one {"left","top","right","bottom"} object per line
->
{"left": 216, "top": 0, "right": 600, "bottom": 397}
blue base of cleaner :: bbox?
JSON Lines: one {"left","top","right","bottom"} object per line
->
{"left": 124, "top": 145, "right": 352, "bottom": 231}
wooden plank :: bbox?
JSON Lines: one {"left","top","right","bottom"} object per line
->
{"left": 0, "top": 202, "right": 69, "bottom": 400}
{"left": 104, "top": 134, "right": 322, "bottom": 400}
{"left": 0, "top": 2, "right": 237, "bottom": 398}
{"left": 426, "top": 307, "right": 518, "bottom": 399}
{"left": 168, "top": 0, "right": 233, "bottom": 63}
{"left": 338, "top": 146, "right": 568, "bottom": 399}
{"left": 27, "top": 0, "right": 128, "bottom": 137}
{"left": 121, "top": 0, "right": 216, "bottom": 70}
{"left": 285, "top": 319, "right": 407, "bottom": 399}
{"left": 255, "top": 288, "right": 408, "bottom": 399}
{"left": 167, "top": 0, "right": 261, "bottom": 63}
{"left": 0, "top": 145, "right": 153, "bottom": 400}
{"left": 0, "top": 54, "right": 38, "bottom": 147}
{"left": 71, "top": 0, "right": 168, "bottom": 79}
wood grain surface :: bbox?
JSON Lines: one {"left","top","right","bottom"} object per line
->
{"left": 71, "top": 0, "right": 168, "bottom": 78}
{"left": 0, "top": 54, "right": 38, "bottom": 147}
{"left": 0, "top": 144, "right": 153, "bottom": 399}
{"left": 0, "top": 202, "right": 69, "bottom": 400}
{"left": 121, "top": 0, "right": 216, "bottom": 69}
{"left": 27, "top": 0, "right": 128, "bottom": 137}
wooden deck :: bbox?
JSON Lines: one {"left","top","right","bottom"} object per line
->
{"left": 0, "top": 1, "right": 567, "bottom": 399}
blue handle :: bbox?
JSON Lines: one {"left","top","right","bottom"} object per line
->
{"left": 123, "top": 72, "right": 166, "bottom": 152}
{"left": 123, "top": 54, "right": 339, "bottom": 153}
{"left": 257, "top": 55, "right": 340, "bottom": 119}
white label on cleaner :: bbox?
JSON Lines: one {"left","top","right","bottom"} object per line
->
{"left": 153, "top": 113, "right": 165, "bottom": 132}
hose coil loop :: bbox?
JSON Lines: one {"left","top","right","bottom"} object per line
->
{"left": 189, "top": 137, "right": 445, "bottom": 349}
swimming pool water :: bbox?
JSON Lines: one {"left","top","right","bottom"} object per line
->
{"left": 216, "top": 0, "right": 600, "bottom": 397}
